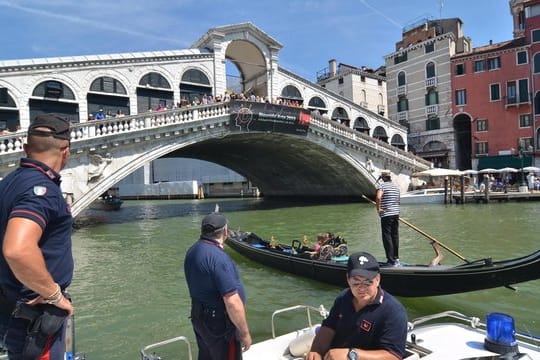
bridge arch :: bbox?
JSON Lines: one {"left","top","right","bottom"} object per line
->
{"left": 225, "top": 39, "right": 268, "bottom": 97}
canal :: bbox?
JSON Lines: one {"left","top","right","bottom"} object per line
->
{"left": 72, "top": 198, "right": 540, "bottom": 359}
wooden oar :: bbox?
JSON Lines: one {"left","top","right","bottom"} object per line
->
{"left": 361, "top": 194, "right": 470, "bottom": 263}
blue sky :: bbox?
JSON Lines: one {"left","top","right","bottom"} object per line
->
{"left": 0, "top": 0, "right": 513, "bottom": 81}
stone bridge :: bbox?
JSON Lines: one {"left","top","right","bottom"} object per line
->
{"left": 0, "top": 102, "right": 430, "bottom": 217}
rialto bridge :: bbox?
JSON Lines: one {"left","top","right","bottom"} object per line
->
{"left": 0, "top": 23, "right": 431, "bottom": 216}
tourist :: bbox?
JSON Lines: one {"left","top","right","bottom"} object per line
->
{"left": 307, "top": 251, "right": 408, "bottom": 360}
{"left": 0, "top": 114, "right": 74, "bottom": 359}
{"left": 184, "top": 212, "right": 252, "bottom": 359}
{"left": 376, "top": 170, "right": 401, "bottom": 266}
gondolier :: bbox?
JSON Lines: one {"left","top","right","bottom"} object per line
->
{"left": 376, "top": 170, "right": 401, "bottom": 266}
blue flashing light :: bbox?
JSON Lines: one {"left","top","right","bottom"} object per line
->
{"left": 484, "top": 312, "right": 519, "bottom": 354}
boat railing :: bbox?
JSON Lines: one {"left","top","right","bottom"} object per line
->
{"left": 270, "top": 304, "right": 328, "bottom": 338}
{"left": 408, "top": 311, "right": 540, "bottom": 345}
{"left": 140, "top": 335, "right": 193, "bottom": 360}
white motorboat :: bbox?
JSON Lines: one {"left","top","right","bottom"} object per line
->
{"left": 141, "top": 305, "right": 540, "bottom": 359}
{"left": 401, "top": 187, "right": 447, "bottom": 205}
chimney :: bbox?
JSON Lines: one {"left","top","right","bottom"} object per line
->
{"left": 329, "top": 59, "right": 337, "bottom": 77}
{"left": 489, "top": 39, "right": 493, "bottom": 45}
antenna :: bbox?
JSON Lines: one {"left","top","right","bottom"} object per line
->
{"left": 438, "top": 0, "right": 444, "bottom": 19}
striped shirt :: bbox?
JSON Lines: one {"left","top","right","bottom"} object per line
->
{"left": 376, "top": 181, "right": 400, "bottom": 217}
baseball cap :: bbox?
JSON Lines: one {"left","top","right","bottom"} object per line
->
{"left": 347, "top": 251, "right": 380, "bottom": 279}
{"left": 28, "top": 114, "right": 71, "bottom": 140}
{"left": 201, "top": 212, "right": 227, "bottom": 232}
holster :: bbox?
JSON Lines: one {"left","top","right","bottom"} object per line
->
{"left": 13, "top": 303, "right": 68, "bottom": 359}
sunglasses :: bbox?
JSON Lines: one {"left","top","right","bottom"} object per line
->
{"left": 349, "top": 279, "right": 374, "bottom": 287}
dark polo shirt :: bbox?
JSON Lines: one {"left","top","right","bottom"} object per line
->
{"left": 0, "top": 158, "right": 73, "bottom": 300}
{"left": 322, "top": 287, "right": 408, "bottom": 358}
{"left": 184, "top": 236, "right": 246, "bottom": 310}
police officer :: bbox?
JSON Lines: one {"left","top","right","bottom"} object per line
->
{"left": 307, "top": 252, "right": 407, "bottom": 360}
{"left": 184, "top": 212, "right": 252, "bottom": 359}
{"left": 0, "top": 114, "right": 74, "bottom": 359}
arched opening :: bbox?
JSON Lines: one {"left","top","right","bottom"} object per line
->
{"left": 353, "top": 117, "right": 370, "bottom": 135}
{"left": 225, "top": 40, "right": 267, "bottom": 98}
{"left": 390, "top": 134, "right": 405, "bottom": 150}
{"left": 280, "top": 85, "right": 303, "bottom": 105}
{"left": 398, "top": 71, "right": 406, "bottom": 86}
{"left": 534, "top": 91, "right": 540, "bottom": 115}
{"left": 331, "top": 107, "right": 349, "bottom": 126}
{"left": 87, "top": 76, "right": 129, "bottom": 119}
{"left": 180, "top": 68, "right": 212, "bottom": 106}
{"left": 454, "top": 113, "right": 472, "bottom": 170}
{"left": 30, "top": 80, "right": 79, "bottom": 123}
{"left": 373, "top": 126, "right": 388, "bottom": 142}
{"left": 0, "top": 87, "right": 20, "bottom": 132}
{"left": 422, "top": 141, "right": 449, "bottom": 168}
{"left": 537, "top": 128, "right": 540, "bottom": 150}
{"left": 137, "top": 72, "right": 173, "bottom": 112}
{"left": 226, "top": 60, "right": 242, "bottom": 94}
{"left": 307, "top": 96, "right": 327, "bottom": 115}
{"left": 426, "top": 61, "right": 436, "bottom": 78}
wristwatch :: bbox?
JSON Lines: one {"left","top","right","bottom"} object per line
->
{"left": 347, "top": 348, "right": 358, "bottom": 360}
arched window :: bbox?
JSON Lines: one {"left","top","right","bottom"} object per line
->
{"left": 90, "top": 77, "right": 127, "bottom": 94}
{"left": 32, "top": 80, "right": 75, "bottom": 99}
{"left": 534, "top": 53, "right": 540, "bottom": 74}
{"left": 391, "top": 134, "right": 405, "bottom": 150}
{"left": 373, "top": 126, "right": 388, "bottom": 142}
{"left": 398, "top": 71, "right": 406, "bottom": 86}
{"left": 535, "top": 91, "right": 540, "bottom": 115}
{"left": 331, "top": 107, "right": 349, "bottom": 123}
{"left": 139, "top": 72, "right": 171, "bottom": 89}
{"left": 308, "top": 96, "right": 326, "bottom": 109}
{"left": 426, "top": 62, "right": 436, "bottom": 78}
{"left": 361, "top": 89, "right": 367, "bottom": 102}
{"left": 354, "top": 117, "right": 369, "bottom": 134}
{"left": 181, "top": 69, "right": 211, "bottom": 85}
{"left": 281, "top": 85, "right": 302, "bottom": 100}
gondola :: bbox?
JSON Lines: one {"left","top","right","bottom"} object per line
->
{"left": 225, "top": 230, "right": 540, "bottom": 297}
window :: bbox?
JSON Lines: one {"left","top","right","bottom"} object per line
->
{"left": 520, "top": 114, "right": 532, "bottom": 127}
{"left": 520, "top": 137, "right": 534, "bottom": 152}
{"left": 474, "top": 60, "right": 485, "bottom": 72}
{"left": 507, "top": 81, "right": 517, "bottom": 104}
{"left": 455, "top": 63, "right": 465, "bottom": 75}
{"left": 360, "top": 75, "right": 366, "bottom": 82}
{"left": 488, "top": 57, "right": 501, "bottom": 70}
{"left": 455, "top": 89, "right": 467, "bottom": 105}
{"left": 425, "top": 42, "right": 434, "bottom": 53}
{"left": 425, "top": 89, "right": 438, "bottom": 105}
{"left": 490, "top": 84, "right": 500, "bottom": 101}
{"left": 397, "top": 98, "right": 409, "bottom": 112}
{"left": 475, "top": 142, "right": 488, "bottom": 155}
{"left": 394, "top": 52, "right": 408, "bottom": 64}
{"left": 338, "top": 77, "right": 344, "bottom": 84}
{"left": 519, "top": 79, "right": 529, "bottom": 103}
{"left": 517, "top": 51, "right": 528, "bottom": 65}
{"left": 398, "top": 72, "right": 406, "bottom": 86}
{"left": 476, "top": 119, "right": 488, "bottom": 132}
{"left": 535, "top": 53, "right": 540, "bottom": 73}
{"left": 533, "top": 29, "right": 540, "bottom": 43}
{"left": 426, "top": 62, "right": 436, "bottom": 78}
{"left": 426, "top": 116, "right": 440, "bottom": 130}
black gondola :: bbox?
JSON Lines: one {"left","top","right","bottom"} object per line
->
{"left": 225, "top": 230, "right": 540, "bottom": 297}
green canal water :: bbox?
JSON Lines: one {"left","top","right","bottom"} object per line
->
{"left": 71, "top": 198, "right": 540, "bottom": 359}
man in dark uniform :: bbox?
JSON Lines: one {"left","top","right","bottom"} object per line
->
{"left": 307, "top": 252, "right": 407, "bottom": 360}
{"left": 0, "top": 114, "right": 74, "bottom": 359}
{"left": 184, "top": 212, "right": 252, "bottom": 360}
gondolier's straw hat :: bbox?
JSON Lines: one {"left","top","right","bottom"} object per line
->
{"left": 347, "top": 252, "right": 380, "bottom": 279}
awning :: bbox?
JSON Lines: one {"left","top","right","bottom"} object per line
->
{"left": 478, "top": 155, "right": 532, "bottom": 170}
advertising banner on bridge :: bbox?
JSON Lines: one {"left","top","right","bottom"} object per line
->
{"left": 230, "top": 100, "right": 310, "bottom": 136}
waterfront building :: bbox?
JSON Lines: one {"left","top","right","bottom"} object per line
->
{"left": 385, "top": 18, "right": 472, "bottom": 169}
{"left": 316, "top": 60, "right": 387, "bottom": 131}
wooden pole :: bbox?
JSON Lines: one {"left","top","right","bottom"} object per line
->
{"left": 362, "top": 194, "right": 469, "bottom": 263}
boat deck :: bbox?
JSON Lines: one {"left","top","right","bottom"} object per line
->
{"left": 453, "top": 190, "right": 540, "bottom": 204}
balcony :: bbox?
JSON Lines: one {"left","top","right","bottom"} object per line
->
{"left": 377, "top": 104, "right": 385, "bottom": 115}
{"left": 425, "top": 77, "right": 437, "bottom": 88}
{"left": 397, "top": 111, "right": 408, "bottom": 122}
{"left": 426, "top": 104, "right": 438, "bottom": 115}
{"left": 397, "top": 85, "right": 407, "bottom": 96}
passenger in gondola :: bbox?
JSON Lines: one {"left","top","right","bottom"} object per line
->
{"left": 307, "top": 252, "right": 407, "bottom": 360}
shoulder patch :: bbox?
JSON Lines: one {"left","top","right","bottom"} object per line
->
{"left": 33, "top": 186, "right": 47, "bottom": 196}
